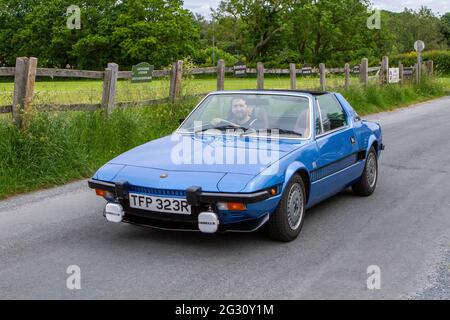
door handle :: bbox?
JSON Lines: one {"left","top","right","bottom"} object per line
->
{"left": 350, "top": 137, "right": 356, "bottom": 144}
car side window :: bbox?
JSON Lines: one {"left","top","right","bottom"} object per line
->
{"left": 316, "top": 94, "right": 347, "bottom": 133}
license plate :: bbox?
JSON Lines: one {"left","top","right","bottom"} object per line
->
{"left": 129, "top": 193, "right": 191, "bottom": 215}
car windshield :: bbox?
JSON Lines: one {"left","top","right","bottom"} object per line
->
{"left": 178, "top": 94, "right": 311, "bottom": 138}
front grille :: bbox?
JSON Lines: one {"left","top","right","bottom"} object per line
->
{"left": 128, "top": 185, "right": 186, "bottom": 197}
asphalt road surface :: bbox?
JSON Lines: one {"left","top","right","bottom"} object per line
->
{"left": 1, "top": 97, "right": 450, "bottom": 299}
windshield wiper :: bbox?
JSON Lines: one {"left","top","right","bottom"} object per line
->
{"left": 240, "top": 128, "right": 303, "bottom": 137}
{"left": 267, "top": 128, "right": 303, "bottom": 137}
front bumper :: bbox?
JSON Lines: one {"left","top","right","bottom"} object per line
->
{"left": 88, "top": 179, "right": 272, "bottom": 232}
{"left": 88, "top": 179, "right": 271, "bottom": 205}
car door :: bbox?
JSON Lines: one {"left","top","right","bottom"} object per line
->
{"left": 311, "top": 94, "right": 360, "bottom": 201}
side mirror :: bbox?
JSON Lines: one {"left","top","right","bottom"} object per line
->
{"left": 354, "top": 116, "right": 361, "bottom": 122}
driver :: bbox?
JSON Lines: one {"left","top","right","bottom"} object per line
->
{"left": 211, "top": 97, "right": 263, "bottom": 129}
{"left": 229, "top": 97, "right": 258, "bottom": 127}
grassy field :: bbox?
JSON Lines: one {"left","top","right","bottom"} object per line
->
{"left": 0, "top": 74, "right": 362, "bottom": 106}
{"left": 0, "top": 75, "right": 448, "bottom": 199}
{"left": 0, "top": 74, "right": 448, "bottom": 107}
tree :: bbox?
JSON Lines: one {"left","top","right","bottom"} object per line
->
{"left": 110, "top": 0, "right": 200, "bottom": 68}
{"left": 0, "top": 0, "right": 201, "bottom": 69}
{"left": 385, "top": 7, "right": 447, "bottom": 53}
{"left": 214, "top": 0, "right": 290, "bottom": 62}
{"left": 287, "top": 0, "right": 376, "bottom": 64}
{"left": 441, "top": 12, "right": 450, "bottom": 47}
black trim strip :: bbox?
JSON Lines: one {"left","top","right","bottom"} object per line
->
{"left": 88, "top": 179, "right": 115, "bottom": 193}
{"left": 310, "top": 151, "right": 365, "bottom": 182}
{"left": 186, "top": 186, "right": 271, "bottom": 205}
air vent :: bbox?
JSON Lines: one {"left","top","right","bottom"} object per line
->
{"left": 128, "top": 185, "right": 186, "bottom": 197}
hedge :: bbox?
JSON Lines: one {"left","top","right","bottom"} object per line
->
{"left": 389, "top": 50, "right": 450, "bottom": 75}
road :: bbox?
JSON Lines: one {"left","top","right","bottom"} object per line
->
{"left": 1, "top": 97, "right": 450, "bottom": 299}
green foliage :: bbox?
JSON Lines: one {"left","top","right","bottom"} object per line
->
{"left": 206, "top": 1, "right": 449, "bottom": 67}
{"left": 0, "top": 0, "right": 448, "bottom": 69}
{"left": 342, "top": 78, "right": 447, "bottom": 115}
{"left": 192, "top": 47, "right": 239, "bottom": 67}
{"left": 0, "top": 0, "right": 200, "bottom": 69}
{"left": 390, "top": 50, "right": 450, "bottom": 75}
{"left": 442, "top": 13, "right": 450, "bottom": 47}
{"left": 384, "top": 8, "right": 447, "bottom": 54}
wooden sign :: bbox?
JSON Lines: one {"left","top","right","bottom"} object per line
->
{"left": 233, "top": 61, "right": 247, "bottom": 77}
{"left": 131, "top": 62, "right": 153, "bottom": 83}
{"left": 301, "top": 66, "right": 313, "bottom": 75}
{"left": 403, "top": 67, "right": 414, "bottom": 76}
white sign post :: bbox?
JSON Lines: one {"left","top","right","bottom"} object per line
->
{"left": 414, "top": 40, "right": 425, "bottom": 83}
{"left": 388, "top": 68, "right": 400, "bottom": 84}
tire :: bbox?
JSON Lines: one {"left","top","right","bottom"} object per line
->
{"left": 352, "top": 146, "right": 378, "bottom": 196}
{"left": 266, "top": 175, "right": 306, "bottom": 242}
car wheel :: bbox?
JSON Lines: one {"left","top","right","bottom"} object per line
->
{"left": 266, "top": 175, "right": 306, "bottom": 242}
{"left": 352, "top": 146, "right": 378, "bottom": 196}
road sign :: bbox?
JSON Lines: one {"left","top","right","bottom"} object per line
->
{"left": 131, "top": 62, "right": 153, "bottom": 83}
{"left": 414, "top": 40, "right": 425, "bottom": 53}
{"left": 414, "top": 40, "right": 425, "bottom": 83}
{"left": 388, "top": 68, "right": 400, "bottom": 83}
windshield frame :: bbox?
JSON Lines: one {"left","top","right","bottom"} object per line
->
{"left": 175, "top": 91, "right": 314, "bottom": 141}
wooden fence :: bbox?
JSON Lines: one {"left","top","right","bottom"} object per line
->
{"left": 0, "top": 56, "right": 434, "bottom": 128}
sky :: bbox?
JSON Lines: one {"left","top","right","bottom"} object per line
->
{"left": 183, "top": 0, "right": 450, "bottom": 20}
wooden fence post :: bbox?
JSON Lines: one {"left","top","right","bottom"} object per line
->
{"left": 380, "top": 56, "right": 389, "bottom": 84}
{"left": 101, "top": 62, "right": 118, "bottom": 116}
{"left": 344, "top": 63, "right": 350, "bottom": 89}
{"left": 170, "top": 60, "right": 183, "bottom": 103}
{"left": 319, "top": 63, "right": 326, "bottom": 91}
{"left": 24, "top": 57, "right": 37, "bottom": 110}
{"left": 257, "top": 62, "right": 264, "bottom": 89}
{"left": 426, "top": 60, "right": 433, "bottom": 76}
{"left": 217, "top": 59, "right": 225, "bottom": 91}
{"left": 399, "top": 62, "right": 404, "bottom": 83}
{"left": 12, "top": 57, "right": 37, "bottom": 128}
{"left": 289, "top": 63, "right": 296, "bottom": 90}
{"left": 360, "top": 58, "right": 368, "bottom": 86}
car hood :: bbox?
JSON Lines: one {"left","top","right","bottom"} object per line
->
{"left": 94, "top": 133, "right": 305, "bottom": 192}
{"left": 106, "top": 133, "right": 303, "bottom": 176}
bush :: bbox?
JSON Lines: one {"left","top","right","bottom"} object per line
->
{"left": 341, "top": 77, "right": 447, "bottom": 115}
{"left": 390, "top": 50, "right": 450, "bottom": 75}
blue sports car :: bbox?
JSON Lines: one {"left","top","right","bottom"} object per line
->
{"left": 89, "top": 90, "right": 384, "bottom": 241}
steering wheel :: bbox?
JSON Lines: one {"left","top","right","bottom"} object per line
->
{"left": 210, "top": 118, "right": 241, "bottom": 127}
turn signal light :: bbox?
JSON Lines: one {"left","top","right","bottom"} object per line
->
{"left": 95, "top": 189, "right": 108, "bottom": 197}
{"left": 217, "top": 202, "right": 246, "bottom": 211}
{"left": 228, "top": 202, "right": 246, "bottom": 211}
